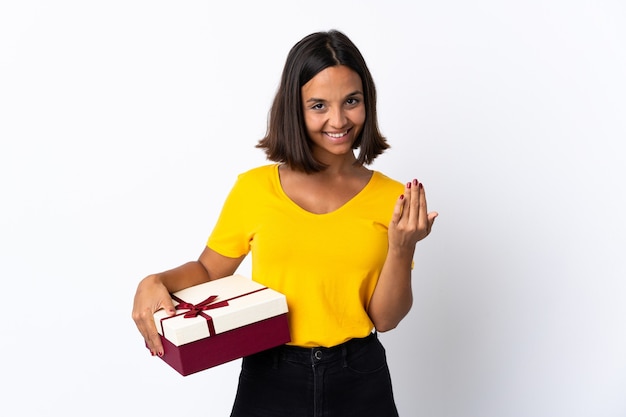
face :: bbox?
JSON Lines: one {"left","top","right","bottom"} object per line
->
{"left": 301, "top": 65, "right": 366, "bottom": 162}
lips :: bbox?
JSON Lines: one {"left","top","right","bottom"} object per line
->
{"left": 325, "top": 129, "right": 349, "bottom": 138}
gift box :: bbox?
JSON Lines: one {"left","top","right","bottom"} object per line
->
{"left": 153, "top": 274, "right": 290, "bottom": 376}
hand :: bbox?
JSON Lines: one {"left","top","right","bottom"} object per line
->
{"left": 131, "top": 275, "right": 176, "bottom": 357}
{"left": 388, "top": 179, "right": 438, "bottom": 253}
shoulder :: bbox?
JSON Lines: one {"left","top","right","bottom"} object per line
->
{"left": 236, "top": 164, "right": 279, "bottom": 183}
{"left": 371, "top": 171, "right": 404, "bottom": 192}
{"left": 238, "top": 163, "right": 277, "bottom": 177}
{"left": 228, "top": 164, "right": 280, "bottom": 194}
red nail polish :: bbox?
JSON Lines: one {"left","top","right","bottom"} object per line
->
{"left": 407, "top": 182, "right": 411, "bottom": 188}
{"left": 413, "top": 179, "right": 418, "bottom": 186}
{"left": 419, "top": 182, "right": 423, "bottom": 189}
{"left": 399, "top": 194, "right": 404, "bottom": 200}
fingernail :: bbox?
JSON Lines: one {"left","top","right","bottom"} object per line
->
{"left": 406, "top": 182, "right": 411, "bottom": 188}
{"left": 399, "top": 194, "right": 404, "bottom": 200}
{"left": 150, "top": 351, "right": 155, "bottom": 357}
{"left": 158, "top": 351, "right": 164, "bottom": 357}
{"left": 419, "top": 182, "right": 423, "bottom": 189}
{"left": 413, "top": 179, "right": 418, "bottom": 186}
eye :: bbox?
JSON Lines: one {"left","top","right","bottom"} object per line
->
{"left": 310, "top": 103, "right": 325, "bottom": 110}
{"left": 346, "top": 97, "right": 361, "bottom": 106}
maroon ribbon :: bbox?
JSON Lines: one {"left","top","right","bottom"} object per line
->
{"left": 159, "top": 287, "right": 268, "bottom": 340}
{"left": 172, "top": 294, "right": 230, "bottom": 318}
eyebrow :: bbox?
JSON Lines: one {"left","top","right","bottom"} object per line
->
{"left": 304, "top": 90, "right": 364, "bottom": 103}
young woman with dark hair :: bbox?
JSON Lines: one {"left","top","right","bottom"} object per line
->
{"left": 258, "top": 30, "right": 388, "bottom": 173}
{"left": 132, "top": 29, "right": 437, "bottom": 417}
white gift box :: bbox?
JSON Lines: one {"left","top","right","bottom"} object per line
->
{"left": 152, "top": 274, "right": 290, "bottom": 376}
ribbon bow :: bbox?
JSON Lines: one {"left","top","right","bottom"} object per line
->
{"left": 174, "top": 295, "right": 230, "bottom": 318}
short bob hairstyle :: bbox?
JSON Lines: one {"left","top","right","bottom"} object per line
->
{"left": 257, "top": 30, "right": 389, "bottom": 173}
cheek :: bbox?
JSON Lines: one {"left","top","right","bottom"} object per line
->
{"left": 352, "top": 109, "right": 366, "bottom": 132}
{"left": 304, "top": 114, "right": 323, "bottom": 133}
{"left": 351, "top": 105, "right": 366, "bottom": 122}
{"left": 357, "top": 111, "right": 366, "bottom": 126}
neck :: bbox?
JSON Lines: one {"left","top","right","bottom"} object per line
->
{"left": 313, "top": 150, "right": 360, "bottom": 173}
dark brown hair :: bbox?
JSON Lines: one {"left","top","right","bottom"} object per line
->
{"left": 257, "top": 30, "right": 389, "bottom": 173}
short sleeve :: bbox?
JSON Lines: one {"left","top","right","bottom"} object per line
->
{"left": 207, "top": 174, "right": 254, "bottom": 258}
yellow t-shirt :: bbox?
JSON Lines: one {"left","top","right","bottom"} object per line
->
{"left": 207, "top": 164, "right": 404, "bottom": 347}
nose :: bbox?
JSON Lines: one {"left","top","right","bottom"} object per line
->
{"left": 329, "top": 106, "right": 347, "bottom": 128}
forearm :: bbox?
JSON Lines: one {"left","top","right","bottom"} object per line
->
{"left": 139, "top": 247, "right": 245, "bottom": 295}
{"left": 144, "top": 261, "right": 211, "bottom": 293}
{"left": 367, "top": 247, "right": 415, "bottom": 332}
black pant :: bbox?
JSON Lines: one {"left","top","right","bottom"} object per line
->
{"left": 230, "top": 332, "right": 399, "bottom": 417}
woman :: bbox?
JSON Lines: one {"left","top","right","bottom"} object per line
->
{"left": 132, "top": 29, "right": 437, "bottom": 417}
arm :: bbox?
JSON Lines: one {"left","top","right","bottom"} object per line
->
{"left": 367, "top": 179, "right": 437, "bottom": 332}
{"left": 131, "top": 246, "right": 245, "bottom": 356}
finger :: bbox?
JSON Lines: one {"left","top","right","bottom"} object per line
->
{"left": 390, "top": 192, "right": 406, "bottom": 226}
{"left": 428, "top": 211, "right": 439, "bottom": 226}
{"left": 410, "top": 179, "right": 422, "bottom": 225}
{"left": 417, "top": 181, "right": 429, "bottom": 230}
{"left": 418, "top": 182, "right": 439, "bottom": 236}
{"left": 134, "top": 308, "right": 163, "bottom": 356}
{"left": 145, "top": 324, "right": 164, "bottom": 357}
{"left": 399, "top": 179, "right": 419, "bottom": 227}
{"left": 395, "top": 180, "right": 412, "bottom": 221}
{"left": 427, "top": 211, "right": 439, "bottom": 232}
{"left": 161, "top": 297, "right": 177, "bottom": 316}
{"left": 135, "top": 299, "right": 176, "bottom": 357}
{"left": 149, "top": 299, "right": 177, "bottom": 356}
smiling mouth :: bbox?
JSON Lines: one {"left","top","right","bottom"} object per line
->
{"left": 325, "top": 129, "right": 349, "bottom": 138}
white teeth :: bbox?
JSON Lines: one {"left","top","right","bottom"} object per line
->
{"left": 327, "top": 131, "right": 347, "bottom": 138}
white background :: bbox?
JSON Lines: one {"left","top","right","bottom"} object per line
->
{"left": 2, "top": 1, "right": 625, "bottom": 416}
